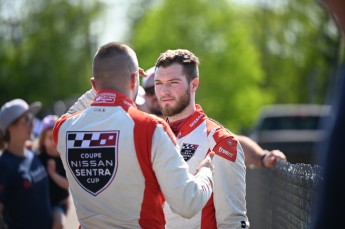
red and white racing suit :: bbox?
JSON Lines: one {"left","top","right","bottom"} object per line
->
{"left": 52, "top": 90, "right": 213, "bottom": 229}
{"left": 164, "top": 105, "right": 249, "bottom": 229}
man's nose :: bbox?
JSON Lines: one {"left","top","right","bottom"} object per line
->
{"left": 159, "top": 84, "right": 171, "bottom": 95}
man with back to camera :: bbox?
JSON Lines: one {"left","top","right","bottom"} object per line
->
{"left": 53, "top": 42, "right": 215, "bottom": 229}
{"left": 142, "top": 67, "right": 286, "bottom": 169}
{"left": 153, "top": 49, "right": 249, "bottom": 228}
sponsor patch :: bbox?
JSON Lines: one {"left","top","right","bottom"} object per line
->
{"left": 66, "top": 131, "right": 119, "bottom": 196}
{"left": 94, "top": 93, "right": 116, "bottom": 104}
{"left": 181, "top": 143, "right": 199, "bottom": 161}
{"left": 214, "top": 138, "right": 237, "bottom": 162}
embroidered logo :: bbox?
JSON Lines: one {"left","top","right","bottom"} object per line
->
{"left": 214, "top": 138, "right": 237, "bottom": 162}
{"left": 181, "top": 143, "right": 199, "bottom": 161}
{"left": 66, "top": 131, "right": 119, "bottom": 196}
{"left": 189, "top": 113, "right": 204, "bottom": 128}
{"left": 94, "top": 93, "right": 116, "bottom": 104}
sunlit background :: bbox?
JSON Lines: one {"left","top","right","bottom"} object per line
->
{"left": 0, "top": 0, "right": 343, "bottom": 133}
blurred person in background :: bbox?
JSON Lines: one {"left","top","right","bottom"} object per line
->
{"left": 142, "top": 66, "right": 163, "bottom": 118}
{"left": 143, "top": 66, "right": 286, "bottom": 168}
{"left": 134, "top": 85, "right": 149, "bottom": 113}
{"left": 37, "top": 115, "right": 70, "bottom": 229}
{"left": 0, "top": 99, "right": 53, "bottom": 229}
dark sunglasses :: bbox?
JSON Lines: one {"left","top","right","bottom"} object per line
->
{"left": 144, "top": 86, "right": 155, "bottom": 96}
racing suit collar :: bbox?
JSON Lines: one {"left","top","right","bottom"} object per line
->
{"left": 167, "top": 104, "right": 206, "bottom": 139}
{"left": 91, "top": 89, "right": 137, "bottom": 110}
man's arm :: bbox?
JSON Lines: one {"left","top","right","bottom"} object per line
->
{"left": 237, "top": 135, "right": 286, "bottom": 168}
{"left": 152, "top": 124, "right": 214, "bottom": 219}
{"left": 67, "top": 88, "right": 96, "bottom": 114}
{"left": 209, "top": 130, "right": 249, "bottom": 228}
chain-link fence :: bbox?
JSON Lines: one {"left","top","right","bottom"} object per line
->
{"left": 246, "top": 160, "right": 323, "bottom": 229}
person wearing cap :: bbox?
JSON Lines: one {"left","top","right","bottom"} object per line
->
{"left": 37, "top": 115, "right": 70, "bottom": 229}
{"left": 134, "top": 85, "right": 150, "bottom": 113}
{"left": 0, "top": 99, "right": 53, "bottom": 229}
{"left": 53, "top": 42, "right": 215, "bottom": 228}
{"left": 141, "top": 66, "right": 163, "bottom": 117}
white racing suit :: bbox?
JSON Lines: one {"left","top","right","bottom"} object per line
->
{"left": 164, "top": 105, "right": 249, "bottom": 229}
{"left": 53, "top": 90, "right": 213, "bottom": 229}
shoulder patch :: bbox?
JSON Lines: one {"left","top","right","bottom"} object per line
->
{"left": 213, "top": 137, "right": 237, "bottom": 162}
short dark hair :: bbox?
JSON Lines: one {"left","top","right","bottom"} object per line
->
{"left": 93, "top": 42, "right": 137, "bottom": 76}
{"left": 92, "top": 42, "right": 138, "bottom": 91}
{"left": 155, "top": 49, "right": 199, "bottom": 83}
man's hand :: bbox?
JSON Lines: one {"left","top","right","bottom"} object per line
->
{"left": 262, "top": 150, "right": 287, "bottom": 168}
{"left": 139, "top": 68, "right": 147, "bottom": 77}
{"left": 195, "top": 151, "right": 215, "bottom": 174}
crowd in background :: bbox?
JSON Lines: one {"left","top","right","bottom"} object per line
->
{"left": 0, "top": 100, "right": 70, "bottom": 229}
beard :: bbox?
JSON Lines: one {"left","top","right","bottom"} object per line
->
{"left": 159, "top": 87, "right": 191, "bottom": 117}
{"left": 151, "top": 106, "right": 163, "bottom": 116}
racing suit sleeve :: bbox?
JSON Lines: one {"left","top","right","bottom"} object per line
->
{"left": 209, "top": 129, "right": 250, "bottom": 229}
{"left": 67, "top": 88, "right": 96, "bottom": 114}
{"left": 152, "top": 124, "right": 214, "bottom": 219}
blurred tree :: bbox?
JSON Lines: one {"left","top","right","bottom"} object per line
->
{"left": 0, "top": 0, "right": 103, "bottom": 115}
{"left": 130, "top": 0, "right": 270, "bottom": 133}
{"left": 128, "top": 0, "right": 340, "bottom": 132}
{"left": 249, "top": 0, "right": 340, "bottom": 104}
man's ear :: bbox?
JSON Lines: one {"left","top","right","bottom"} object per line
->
{"left": 130, "top": 72, "right": 139, "bottom": 89}
{"left": 91, "top": 77, "right": 98, "bottom": 92}
{"left": 191, "top": 78, "right": 199, "bottom": 92}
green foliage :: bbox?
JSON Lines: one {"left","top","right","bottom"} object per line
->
{"left": 0, "top": 0, "right": 103, "bottom": 114}
{"left": 0, "top": 0, "right": 339, "bottom": 131}
{"left": 131, "top": 0, "right": 269, "bottom": 132}
{"left": 129, "top": 0, "right": 340, "bottom": 132}
{"left": 248, "top": 0, "right": 339, "bottom": 104}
